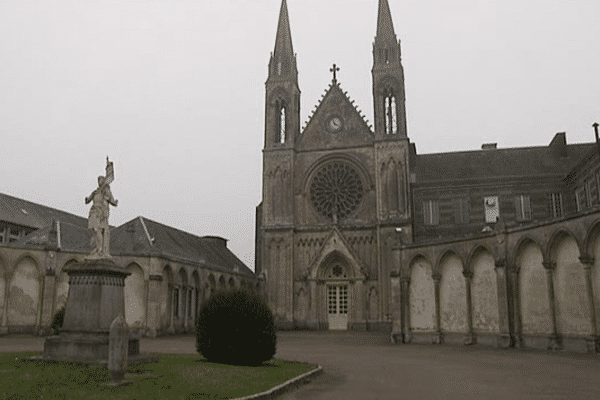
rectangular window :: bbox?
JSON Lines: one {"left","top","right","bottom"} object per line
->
{"left": 454, "top": 198, "right": 470, "bottom": 224}
{"left": 576, "top": 187, "right": 587, "bottom": 212}
{"left": 423, "top": 200, "right": 439, "bottom": 225}
{"left": 586, "top": 178, "right": 597, "bottom": 207}
{"left": 515, "top": 195, "right": 532, "bottom": 221}
{"left": 8, "top": 228, "right": 21, "bottom": 243}
{"left": 550, "top": 192, "right": 563, "bottom": 218}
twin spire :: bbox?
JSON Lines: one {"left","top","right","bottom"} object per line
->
{"left": 376, "top": 0, "right": 397, "bottom": 43}
{"left": 271, "top": 0, "right": 398, "bottom": 79}
{"left": 273, "top": 0, "right": 294, "bottom": 58}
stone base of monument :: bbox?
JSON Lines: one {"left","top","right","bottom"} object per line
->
{"left": 42, "top": 259, "right": 158, "bottom": 365}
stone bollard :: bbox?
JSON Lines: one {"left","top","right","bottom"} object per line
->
{"left": 108, "top": 314, "right": 129, "bottom": 385}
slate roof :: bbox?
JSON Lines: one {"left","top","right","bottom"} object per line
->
{"left": 111, "top": 217, "right": 255, "bottom": 277}
{"left": 12, "top": 220, "right": 91, "bottom": 253}
{"left": 0, "top": 192, "right": 87, "bottom": 229}
{"left": 413, "top": 142, "right": 596, "bottom": 184}
{"left": 8, "top": 207, "right": 254, "bottom": 277}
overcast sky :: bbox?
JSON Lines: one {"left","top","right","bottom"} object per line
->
{"left": 1, "top": 0, "right": 599, "bottom": 270}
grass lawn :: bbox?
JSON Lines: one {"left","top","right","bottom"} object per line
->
{"left": 1, "top": 351, "right": 318, "bottom": 400}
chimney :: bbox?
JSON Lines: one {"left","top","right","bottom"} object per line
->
{"left": 549, "top": 132, "right": 567, "bottom": 158}
{"left": 202, "top": 236, "right": 228, "bottom": 248}
{"left": 481, "top": 143, "right": 497, "bottom": 150}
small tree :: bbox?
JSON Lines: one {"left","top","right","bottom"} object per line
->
{"left": 196, "top": 288, "right": 276, "bottom": 366}
{"left": 51, "top": 306, "right": 66, "bottom": 336}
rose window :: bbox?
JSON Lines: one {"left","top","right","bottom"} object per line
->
{"left": 310, "top": 162, "right": 364, "bottom": 220}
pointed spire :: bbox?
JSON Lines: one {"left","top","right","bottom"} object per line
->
{"left": 376, "top": 0, "right": 397, "bottom": 43}
{"left": 274, "top": 0, "right": 294, "bottom": 58}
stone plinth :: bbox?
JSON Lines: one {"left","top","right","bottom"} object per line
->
{"left": 43, "top": 259, "right": 152, "bottom": 364}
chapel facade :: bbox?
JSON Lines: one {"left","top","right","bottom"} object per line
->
{"left": 257, "top": 0, "right": 600, "bottom": 353}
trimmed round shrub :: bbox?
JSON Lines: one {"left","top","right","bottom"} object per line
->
{"left": 51, "top": 306, "right": 66, "bottom": 335}
{"left": 196, "top": 288, "right": 276, "bottom": 366}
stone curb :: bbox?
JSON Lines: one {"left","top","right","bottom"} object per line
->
{"left": 231, "top": 365, "right": 323, "bottom": 400}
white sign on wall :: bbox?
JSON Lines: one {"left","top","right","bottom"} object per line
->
{"left": 484, "top": 196, "right": 499, "bottom": 223}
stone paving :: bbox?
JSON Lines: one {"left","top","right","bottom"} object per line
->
{"left": 2, "top": 332, "right": 600, "bottom": 399}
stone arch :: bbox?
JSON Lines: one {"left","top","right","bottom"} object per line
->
{"left": 435, "top": 249, "right": 465, "bottom": 273}
{"left": 469, "top": 246, "right": 499, "bottom": 334}
{"left": 160, "top": 265, "right": 174, "bottom": 331}
{"left": 546, "top": 228, "right": 583, "bottom": 264}
{"left": 515, "top": 238, "right": 552, "bottom": 335}
{"left": 380, "top": 157, "right": 404, "bottom": 215}
{"left": 207, "top": 274, "right": 216, "bottom": 298}
{"left": 466, "top": 244, "right": 495, "bottom": 273}
{"left": 295, "top": 286, "right": 308, "bottom": 326}
{"left": 124, "top": 263, "right": 146, "bottom": 329}
{"left": 191, "top": 270, "right": 201, "bottom": 323}
{"left": 268, "top": 86, "right": 291, "bottom": 105}
{"left": 588, "top": 223, "right": 600, "bottom": 339}
{"left": 306, "top": 230, "right": 366, "bottom": 282}
{"left": 175, "top": 268, "right": 188, "bottom": 322}
{"left": 375, "top": 75, "right": 402, "bottom": 95}
{"left": 318, "top": 251, "right": 352, "bottom": 280}
{"left": 8, "top": 255, "right": 41, "bottom": 327}
{"left": 409, "top": 256, "right": 435, "bottom": 332}
{"left": 511, "top": 236, "right": 543, "bottom": 267}
{"left": 439, "top": 252, "right": 468, "bottom": 334}
{"left": 407, "top": 253, "right": 432, "bottom": 275}
{"left": 228, "top": 277, "right": 235, "bottom": 289}
{"left": 583, "top": 219, "right": 600, "bottom": 258}
{"left": 218, "top": 275, "right": 226, "bottom": 290}
{"left": 53, "top": 258, "right": 78, "bottom": 314}
{"left": 368, "top": 286, "right": 379, "bottom": 322}
{"left": 551, "top": 231, "right": 592, "bottom": 336}
{"left": 0, "top": 254, "right": 6, "bottom": 325}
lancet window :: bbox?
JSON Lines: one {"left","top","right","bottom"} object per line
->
{"left": 275, "top": 99, "right": 286, "bottom": 143}
{"left": 383, "top": 89, "right": 397, "bottom": 135}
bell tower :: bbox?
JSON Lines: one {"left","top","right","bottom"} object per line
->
{"left": 372, "top": 0, "right": 412, "bottom": 237}
{"left": 265, "top": 0, "right": 300, "bottom": 148}
{"left": 260, "top": 0, "right": 298, "bottom": 328}
{"left": 372, "top": 0, "right": 407, "bottom": 140}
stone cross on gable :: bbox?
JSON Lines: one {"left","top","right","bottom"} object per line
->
{"left": 330, "top": 63, "right": 340, "bottom": 84}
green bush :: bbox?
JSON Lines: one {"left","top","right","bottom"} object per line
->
{"left": 196, "top": 288, "right": 276, "bottom": 366}
{"left": 51, "top": 306, "right": 66, "bottom": 335}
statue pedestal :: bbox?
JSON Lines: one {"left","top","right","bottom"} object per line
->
{"left": 43, "top": 259, "right": 155, "bottom": 364}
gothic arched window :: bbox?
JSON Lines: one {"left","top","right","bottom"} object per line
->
{"left": 275, "top": 99, "right": 286, "bottom": 144}
{"left": 383, "top": 89, "right": 397, "bottom": 135}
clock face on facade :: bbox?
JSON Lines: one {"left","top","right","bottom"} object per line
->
{"left": 326, "top": 116, "right": 343, "bottom": 133}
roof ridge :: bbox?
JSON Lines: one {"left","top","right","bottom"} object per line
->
{"left": 417, "top": 141, "right": 595, "bottom": 157}
{"left": 0, "top": 192, "right": 87, "bottom": 221}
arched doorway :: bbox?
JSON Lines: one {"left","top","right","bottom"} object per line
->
{"left": 322, "top": 257, "right": 350, "bottom": 330}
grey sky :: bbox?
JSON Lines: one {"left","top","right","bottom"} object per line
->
{"left": 1, "top": 0, "right": 599, "bottom": 270}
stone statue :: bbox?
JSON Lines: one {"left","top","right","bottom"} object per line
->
{"left": 85, "top": 157, "right": 118, "bottom": 259}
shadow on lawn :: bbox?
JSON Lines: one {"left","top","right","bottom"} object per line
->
{"left": 192, "top": 358, "right": 283, "bottom": 368}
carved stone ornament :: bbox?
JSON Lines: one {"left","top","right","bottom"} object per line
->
{"left": 310, "top": 162, "right": 363, "bottom": 221}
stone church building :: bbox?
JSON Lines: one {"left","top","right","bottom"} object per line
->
{"left": 256, "top": 0, "right": 600, "bottom": 353}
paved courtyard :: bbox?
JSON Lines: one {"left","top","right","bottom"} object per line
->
{"left": 1, "top": 332, "right": 599, "bottom": 399}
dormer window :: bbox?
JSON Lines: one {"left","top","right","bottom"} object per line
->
{"left": 277, "top": 62, "right": 282, "bottom": 75}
